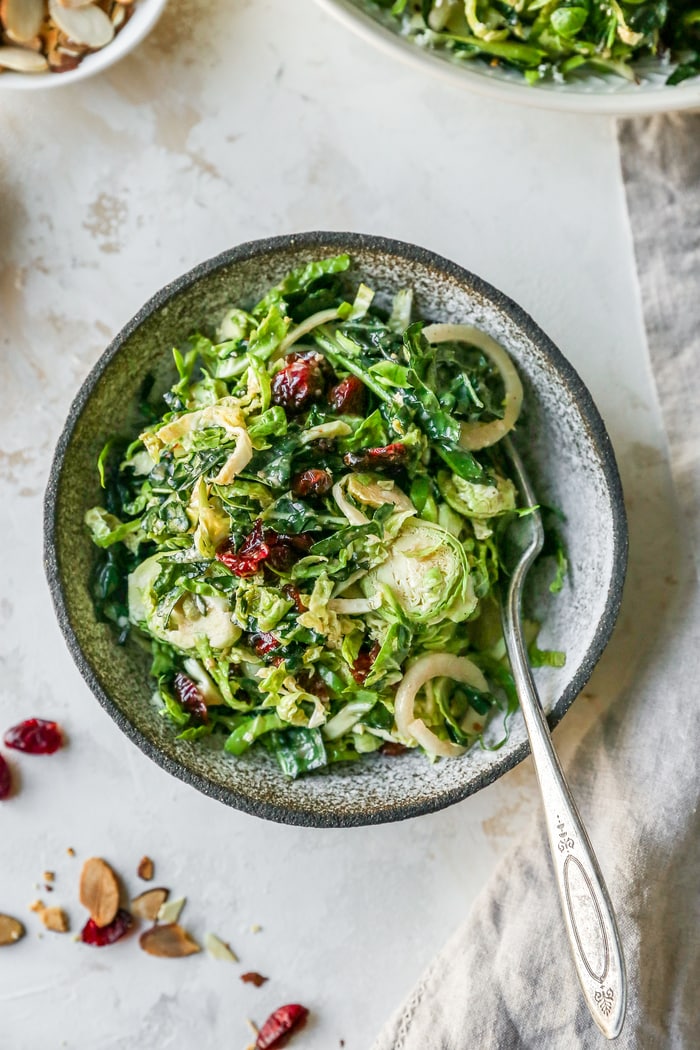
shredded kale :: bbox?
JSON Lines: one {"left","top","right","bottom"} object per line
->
{"left": 85, "top": 256, "right": 566, "bottom": 777}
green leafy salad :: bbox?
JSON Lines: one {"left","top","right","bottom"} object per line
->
{"left": 86, "top": 255, "right": 565, "bottom": 779}
{"left": 369, "top": 0, "right": 700, "bottom": 85}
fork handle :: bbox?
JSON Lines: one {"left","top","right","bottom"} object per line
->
{"left": 502, "top": 597, "right": 626, "bottom": 1039}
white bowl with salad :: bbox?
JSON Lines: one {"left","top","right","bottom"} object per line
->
{"left": 316, "top": 0, "right": 700, "bottom": 114}
{"left": 44, "top": 232, "right": 627, "bottom": 826}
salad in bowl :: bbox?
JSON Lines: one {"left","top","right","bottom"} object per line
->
{"left": 84, "top": 254, "right": 565, "bottom": 779}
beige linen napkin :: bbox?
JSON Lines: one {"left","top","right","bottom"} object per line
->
{"left": 372, "top": 115, "right": 700, "bottom": 1050}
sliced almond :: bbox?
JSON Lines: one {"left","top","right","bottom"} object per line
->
{"left": 137, "top": 855, "right": 154, "bottom": 881}
{"left": 48, "top": 0, "right": 114, "bottom": 48}
{"left": 0, "top": 45, "right": 48, "bottom": 71}
{"left": 131, "top": 888, "right": 169, "bottom": 921}
{"left": 79, "top": 857, "right": 120, "bottom": 928}
{"left": 40, "top": 907, "right": 70, "bottom": 933}
{"left": 48, "top": 47, "right": 82, "bottom": 71}
{"left": 0, "top": 914, "right": 25, "bottom": 946}
{"left": 157, "top": 896, "right": 185, "bottom": 924}
{"left": 140, "top": 923, "right": 200, "bottom": 958}
{"left": 204, "top": 931, "right": 238, "bottom": 962}
{"left": 0, "top": 0, "right": 45, "bottom": 43}
{"left": 4, "top": 30, "right": 43, "bottom": 50}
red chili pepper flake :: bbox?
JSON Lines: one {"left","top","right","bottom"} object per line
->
{"left": 173, "top": 673, "right": 208, "bottom": 724}
{"left": 343, "top": 442, "right": 408, "bottom": 473}
{"left": 80, "top": 908, "right": 133, "bottom": 947}
{"left": 351, "top": 642, "right": 381, "bottom": 684}
{"left": 291, "top": 468, "right": 333, "bottom": 499}
{"left": 251, "top": 632, "right": 281, "bottom": 657}
{"left": 328, "top": 374, "right": 366, "bottom": 415}
{"left": 3, "top": 719, "right": 63, "bottom": 755}
{"left": 0, "top": 754, "right": 12, "bottom": 800}
{"left": 241, "top": 970, "right": 268, "bottom": 987}
{"left": 271, "top": 353, "right": 325, "bottom": 414}
{"left": 255, "top": 1004, "right": 309, "bottom": 1050}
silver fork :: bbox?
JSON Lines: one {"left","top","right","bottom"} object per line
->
{"left": 499, "top": 435, "right": 626, "bottom": 1039}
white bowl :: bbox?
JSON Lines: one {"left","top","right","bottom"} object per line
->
{"left": 0, "top": 0, "right": 168, "bottom": 91}
{"left": 316, "top": 0, "right": 700, "bottom": 115}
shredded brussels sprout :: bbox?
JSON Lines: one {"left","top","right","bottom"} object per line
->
{"left": 86, "top": 256, "right": 566, "bottom": 778}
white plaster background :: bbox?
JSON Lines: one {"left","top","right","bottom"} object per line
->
{"left": 0, "top": 1, "right": 681, "bottom": 1048}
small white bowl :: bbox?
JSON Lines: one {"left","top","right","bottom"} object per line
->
{"left": 0, "top": 0, "right": 168, "bottom": 91}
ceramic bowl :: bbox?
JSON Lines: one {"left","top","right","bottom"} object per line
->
{"left": 44, "top": 232, "right": 627, "bottom": 827}
{"left": 316, "top": 0, "right": 700, "bottom": 115}
{"left": 0, "top": 0, "right": 168, "bottom": 91}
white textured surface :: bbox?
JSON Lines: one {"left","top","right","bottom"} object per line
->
{"left": 0, "top": 1, "right": 676, "bottom": 1047}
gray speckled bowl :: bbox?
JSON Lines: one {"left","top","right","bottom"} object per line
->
{"left": 44, "top": 232, "right": 627, "bottom": 827}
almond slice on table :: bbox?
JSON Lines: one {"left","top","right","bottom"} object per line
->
{"left": 48, "top": 0, "right": 114, "bottom": 48}
{"left": 131, "top": 888, "right": 169, "bottom": 921}
{"left": 0, "top": 914, "right": 25, "bottom": 946}
{"left": 157, "top": 896, "right": 185, "bottom": 924}
{"left": 79, "top": 857, "right": 120, "bottom": 928}
{"left": 40, "top": 907, "right": 70, "bottom": 933}
{"left": 0, "top": 0, "right": 45, "bottom": 43}
{"left": 137, "top": 855, "right": 154, "bottom": 881}
{"left": 140, "top": 923, "right": 201, "bottom": 958}
{"left": 0, "top": 45, "right": 49, "bottom": 71}
{"left": 204, "top": 932, "right": 238, "bottom": 962}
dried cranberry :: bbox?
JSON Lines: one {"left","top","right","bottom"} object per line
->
{"left": 217, "top": 523, "right": 313, "bottom": 577}
{"left": 81, "top": 908, "right": 133, "bottom": 947}
{"left": 173, "top": 673, "right": 208, "bottom": 725}
{"left": 291, "top": 468, "right": 333, "bottom": 498}
{"left": 297, "top": 671, "right": 328, "bottom": 700}
{"left": 3, "top": 719, "right": 63, "bottom": 755}
{"left": 256, "top": 1004, "right": 309, "bottom": 1050}
{"left": 343, "top": 442, "right": 408, "bottom": 473}
{"left": 328, "top": 375, "right": 366, "bottom": 415}
{"left": 266, "top": 532, "right": 314, "bottom": 573}
{"left": 351, "top": 643, "right": 381, "bottom": 684}
{"left": 0, "top": 753, "right": 12, "bottom": 800}
{"left": 216, "top": 520, "right": 270, "bottom": 577}
{"left": 283, "top": 584, "right": 307, "bottom": 613}
{"left": 271, "top": 353, "right": 324, "bottom": 414}
{"left": 381, "top": 741, "right": 408, "bottom": 756}
{"left": 251, "top": 632, "right": 280, "bottom": 656}
{"left": 241, "top": 970, "right": 268, "bottom": 987}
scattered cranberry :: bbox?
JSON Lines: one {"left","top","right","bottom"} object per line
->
{"left": 255, "top": 1004, "right": 309, "bottom": 1050}
{"left": 328, "top": 375, "right": 366, "bottom": 415}
{"left": 271, "top": 353, "right": 325, "bottom": 414}
{"left": 266, "top": 531, "right": 314, "bottom": 573}
{"left": 241, "top": 971, "right": 268, "bottom": 987}
{"left": 80, "top": 908, "right": 133, "bottom": 947}
{"left": 251, "top": 632, "right": 281, "bottom": 656}
{"left": 352, "top": 643, "right": 381, "bottom": 684}
{"left": 217, "top": 523, "right": 313, "bottom": 577}
{"left": 291, "top": 468, "right": 333, "bottom": 499}
{"left": 173, "top": 673, "right": 208, "bottom": 725}
{"left": 283, "top": 584, "right": 307, "bottom": 613}
{"left": 0, "top": 754, "right": 12, "bottom": 800}
{"left": 343, "top": 442, "right": 408, "bottom": 473}
{"left": 3, "top": 719, "right": 63, "bottom": 755}
{"left": 216, "top": 520, "right": 271, "bottom": 577}
{"left": 297, "top": 671, "right": 329, "bottom": 700}
{"left": 381, "top": 741, "right": 408, "bottom": 756}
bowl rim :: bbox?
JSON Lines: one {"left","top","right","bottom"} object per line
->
{"left": 43, "top": 231, "right": 628, "bottom": 827}
{"left": 315, "top": 0, "right": 700, "bottom": 116}
{"left": 0, "top": 0, "right": 169, "bottom": 92}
